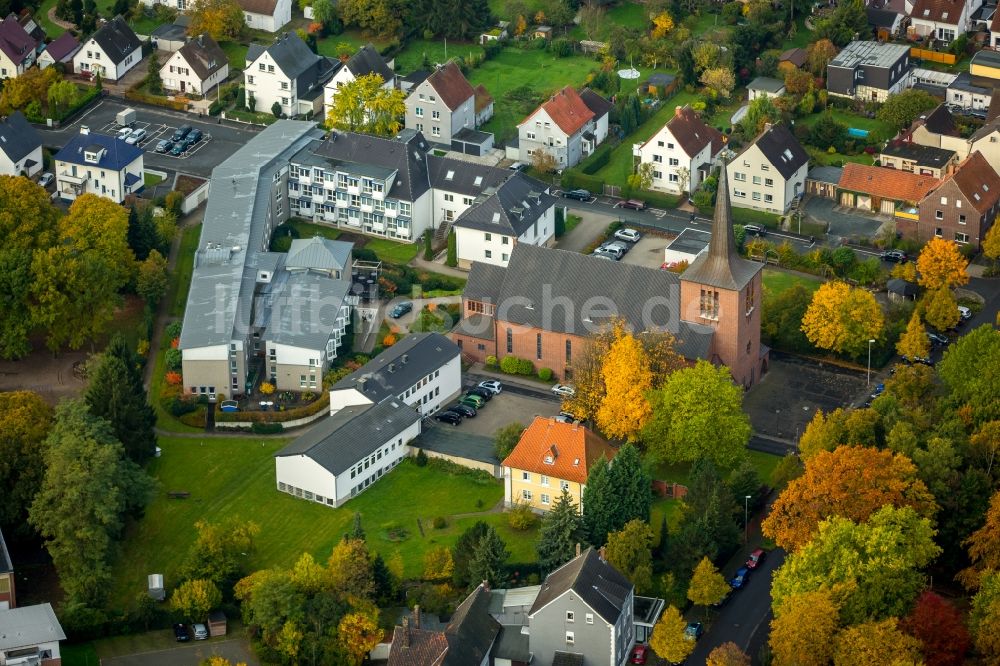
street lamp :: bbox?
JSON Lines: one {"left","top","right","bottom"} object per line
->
{"left": 867, "top": 339, "right": 876, "bottom": 386}
{"left": 744, "top": 495, "right": 752, "bottom": 544}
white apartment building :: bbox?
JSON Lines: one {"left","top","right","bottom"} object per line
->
{"left": 53, "top": 128, "right": 144, "bottom": 203}
{"left": 727, "top": 124, "right": 809, "bottom": 214}
{"left": 634, "top": 105, "right": 723, "bottom": 195}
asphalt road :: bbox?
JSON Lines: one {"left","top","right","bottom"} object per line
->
{"left": 687, "top": 549, "right": 786, "bottom": 664}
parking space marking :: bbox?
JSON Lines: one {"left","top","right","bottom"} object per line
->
{"left": 649, "top": 208, "right": 666, "bottom": 218}
{"left": 95, "top": 117, "right": 214, "bottom": 159}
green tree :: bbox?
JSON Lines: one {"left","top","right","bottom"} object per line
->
{"left": 28, "top": 400, "right": 153, "bottom": 606}
{"left": 47, "top": 79, "right": 79, "bottom": 116}
{"left": 814, "top": 0, "right": 870, "bottom": 45}
{"left": 127, "top": 205, "right": 159, "bottom": 261}
{"left": 877, "top": 89, "right": 939, "bottom": 129}
{"left": 607, "top": 442, "right": 651, "bottom": 525}
{"left": 349, "top": 511, "right": 365, "bottom": 541}
{"left": 326, "top": 73, "right": 407, "bottom": 136}
{"left": 468, "top": 525, "right": 509, "bottom": 588}
{"left": 0, "top": 391, "right": 53, "bottom": 534}
{"left": 311, "top": 0, "right": 341, "bottom": 31}
{"left": 643, "top": 360, "right": 751, "bottom": 468}
{"left": 582, "top": 455, "right": 615, "bottom": 546}
{"left": 137, "top": 249, "right": 168, "bottom": 306}
{"left": 537, "top": 489, "right": 585, "bottom": 574}
{"left": 605, "top": 519, "right": 654, "bottom": 592}
{"left": 180, "top": 518, "right": 261, "bottom": 588}
{"left": 328, "top": 537, "right": 376, "bottom": 600}
{"left": 740, "top": 95, "right": 781, "bottom": 136}
{"left": 939, "top": 325, "right": 1000, "bottom": 423}
{"left": 170, "top": 579, "right": 222, "bottom": 621}
{"left": 188, "top": 0, "right": 245, "bottom": 40}
{"left": 147, "top": 50, "right": 163, "bottom": 94}
{"left": 801, "top": 281, "right": 884, "bottom": 358}
{"left": 493, "top": 422, "right": 525, "bottom": 461}
{"left": 970, "top": 571, "right": 1000, "bottom": 662}
{"left": 762, "top": 282, "right": 813, "bottom": 353}
{"left": 688, "top": 557, "right": 730, "bottom": 616}
{"left": 452, "top": 521, "right": 490, "bottom": 587}
{"left": 446, "top": 230, "right": 457, "bottom": 267}
{"left": 650, "top": 605, "right": 695, "bottom": 663}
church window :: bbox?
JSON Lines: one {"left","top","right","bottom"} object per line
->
{"left": 700, "top": 289, "right": 719, "bottom": 320}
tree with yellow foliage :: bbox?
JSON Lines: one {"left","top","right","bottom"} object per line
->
{"left": 338, "top": 611, "right": 384, "bottom": 666}
{"left": 534, "top": 9, "right": 546, "bottom": 23}
{"left": 922, "top": 286, "right": 960, "bottom": 332}
{"left": 170, "top": 579, "right": 222, "bottom": 622}
{"left": 688, "top": 557, "right": 730, "bottom": 617}
{"left": 890, "top": 261, "right": 918, "bottom": 282}
{"left": 422, "top": 546, "right": 454, "bottom": 582}
{"left": 650, "top": 605, "right": 695, "bottom": 663}
{"left": 326, "top": 73, "right": 406, "bottom": 137}
{"left": 801, "top": 281, "right": 884, "bottom": 357}
{"left": 916, "top": 237, "right": 968, "bottom": 290}
{"left": 596, "top": 333, "right": 653, "bottom": 441}
{"left": 651, "top": 11, "right": 674, "bottom": 38}
{"left": 707, "top": 642, "right": 750, "bottom": 666}
{"left": 896, "top": 310, "right": 931, "bottom": 361}
{"left": 769, "top": 590, "right": 840, "bottom": 666}
{"left": 700, "top": 67, "right": 736, "bottom": 99}
{"left": 200, "top": 657, "right": 248, "bottom": 666}
{"left": 984, "top": 219, "right": 1000, "bottom": 265}
{"left": 515, "top": 14, "right": 527, "bottom": 36}
{"left": 188, "top": 0, "right": 244, "bottom": 40}
{"left": 833, "top": 618, "right": 923, "bottom": 665}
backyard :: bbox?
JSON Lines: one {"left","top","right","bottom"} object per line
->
{"left": 761, "top": 268, "right": 823, "bottom": 295}
{"left": 271, "top": 219, "right": 421, "bottom": 264}
{"left": 111, "top": 441, "right": 537, "bottom": 607}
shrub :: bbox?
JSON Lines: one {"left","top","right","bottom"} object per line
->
{"left": 500, "top": 356, "right": 522, "bottom": 374}
{"left": 508, "top": 502, "right": 540, "bottom": 530}
{"left": 415, "top": 449, "right": 428, "bottom": 466}
{"left": 164, "top": 191, "right": 183, "bottom": 215}
{"left": 260, "top": 381, "right": 275, "bottom": 395}
{"left": 432, "top": 516, "right": 447, "bottom": 529}
{"left": 178, "top": 408, "right": 206, "bottom": 427}
{"left": 485, "top": 355, "right": 499, "bottom": 368}
{"left": 537, "top": 367, "right": 553, "bottom": 381}
{"left": 581, "top": 146, "right": 612, "bottom": 175}
{"left": 383, "top": 333, "right": 398, "bottom": 346}
{"left": 166, "top": 320, "right": 182, "bottom": 339}
{"left": 606, "top": 219, "right": 623, "bottom": 235}
{"left": 517, "top": 358, "right": 535, "bottom": 375}
{"left": 165, "top": 348, "right": 182, "bottom": 370}
{"left": 550, "top": 38, "right": 573, "bottom": 57}
{"left": 252, "top": 422, "right": 283, "bottom": 434}
{"left": 168, "top": 397, "right": 197, "bottom": 417}
{"left": 165, "top": 371, "right": 182, "bottom": 385}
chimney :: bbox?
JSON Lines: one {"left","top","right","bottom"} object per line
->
{"left": 575, "top": 542, "right": 581, "bottom": 558}
{"left": 413, "top": 605, "right": 421, "bottom": 629}
{"left": 401, "top": 616, "right": 410, "bottom": 648}
{"left": 675, "top": 104, "right": 683, "bottom": 118}
{"left": 598, "top": 546, "right": 606, "bottom": 561}
{"left": 482, "top": 578, "right": 490, "bottom": 592}
{"left": 401, "top": 353, "right": 408, "bottom": 364}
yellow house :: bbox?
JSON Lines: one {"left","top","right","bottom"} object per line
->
{"left": 501, "top": 416, "right": 616, "bottom": 514}
{"left": 970, "top": 50, "right": 1000, "bottom": 83}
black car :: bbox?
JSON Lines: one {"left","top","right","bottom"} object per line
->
{"left": 467, "top": 387, "right": 493, "bottom": 402}
{"left": 562, "top": 188, "right": 591, "bottom": 201}
{"left": 173, "top": 623, "right": 190, "bottom": 642}
{"left": 172, "top": 125, "right": 193, "bottom": 142}
{"left": 389, "top": 302, "right": 413, "bottom": 318}
{"left": 449, "top": 403, "right": 477, "bottom": 418}
{"left": 434, "top": 410, "right": 462, "bottom": 426}
{"left": 880, "top": 250, "right": 909, "bottom": 263}
{"left": 188, "top": 128, "right": 204, "bottom": 144}
{"left": 927, "top": 331, "right": 949, "bottom": 347}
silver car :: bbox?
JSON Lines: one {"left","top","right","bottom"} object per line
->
{"left": 125, "top": 128, "right": 147, "bottom": 145}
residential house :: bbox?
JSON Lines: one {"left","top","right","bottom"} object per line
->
{"left": 909, "top": 103, "right": 1000, "bottom": 164}
{"left": 946, "top": 71, "right": 993, "bottom": 111}
{"left": 727, "top": 123, "right": 809, "bottom": 214}
{"left": 533, "top": 25, "right": 552, "bottom": 39}
{"left": 633, "top": 104, "right": 724, "bottom": 195}
{"left": 72, "top": 16, "right": 141, "bottom": 81}
{"left": 909, "top": 0, "right": 981, "bottom": 42}
{"left": 474, "top": 84, "right": 494, "bottom": 127}
{"left": 274, "top": 397, "right": 421, "bottom": 507}
{"left": 388, "top": 584, "right": 501, "bottom": 665}
{"left": 480, "top": 20, "right": 510, "bottom": 44}
{"left": 806, "top": 165, "right": 843, "bottom": 199}
{"left": 777, "top": 47, "right": 807, "bottom": 74}
{"left": 869, "top": 7, "right": 907, "bottom": 38}
{"left": 244, "top": 32, "right": 337, "bottom": 118}
{"left": 9, "top": 10, "right": 45, "bottom": 44}
{"left": 322, "top": 43, "right": 395, "bottom": 120}
{"left": 328, "top": 332, "right": 461, "bottom": 417}
{"left": 0, "top": 528, "right": 13, "bottom": 609}
{"left": 400, "top": 69, "right": 429, "bottom": 94}
{"left": 502, "top": 416, "right": 617, "bottom": 513}
{"left": 641, "top": 72, "right": 677, "bottom": 97}
{"left": 0, "top": 14, "right": 36, "bottom": 78}
{"left": 53, "top": 128, "right": 144, "bottom": 203}
{"left": 451, "top": 173, "right": 767, "bottom": 388}
{"left": 970, "top": 48, "right": 1000, "bottom": 82}
{"left": 139, "top": 0, "right": 291, "bottom": 31}
{"left": 990, "top": 6, "right": 1000, "bottom": 45}
{"left": 527, "top": 547, "right": 635, "bottom": 666}
{"left": 0, "top": 111, "right": 43, "bottom": 178}
{"left": 37, "top": 31, "right": 80, "bottom": 69}
{"left": 405, "top": 62, "right": 477, "bottom": 144}
{"left": 836, "top": 163, "right": 939, "bottom": 219}
{"left": 0, "top": 603, "right": 65, "bottom": 665}
{"left": 150, "top": 20, "right": 188, "bottom": 52}
{"left": 178, "top": 121, "right": 326, "bottom": 399}
{"left": 451, "top": 170, "right": 557, "bottom": 268}
{"left": 160, "top": 34, "right": 228, "bottom": 95}
{"left": 748, "top": 76, "right": 786, "bottom": 100}
{"left": 908, "top": 150, "right": 1000, "bottom": 247}
{"left": 826, "top": 40, "right": 911, "bottom": 101}
{"left": 879, "top": 142, "right": 957, "bottom": 178}
{"left": 972, "top": 0, "right": 996, "bottom": 31}
{"left": 516, "top": 86, "right": 611, "bottom": 168}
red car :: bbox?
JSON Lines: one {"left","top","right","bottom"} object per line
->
{"left": 746, "top": 548, "right": 766, "bottom": 570}
{"left": 630, "top": 643, "right": 649, "bottom": 664}
{"left": 619, "top": 199, "right": 648, "bottom": 210}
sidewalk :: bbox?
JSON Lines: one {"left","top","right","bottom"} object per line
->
{"left": 411, "top": 254, "right": 469, "bottom": 279}
{"left": 465, "top": 363, "right": 555, "bottom": 395}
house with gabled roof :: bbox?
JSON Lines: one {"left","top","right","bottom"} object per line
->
{"left": 909, "top": 0, "right": 979, "bottom": 43}
{"left": 516, "top": 86, "right": 611, "bottom": 168}
{"left": 72, "top": 16, "right": 141, "bottom": 81}
{"left": 0, "top": 528, "right": 14, "bottom": 609}
{"left": 0, "top": 13, "right": 36, "bottom": 78}
{"left": 836, "top": 162, "right": 939, "bottom": 216}
{"left": 37, "top": 31, "right": 80, "bottom": 69}
{"left": 911, "top": 150, "right": 1000, "bottom": 247}
{"left": 53, "top": 127, "right": 144, "bottom": 203}
{"left": 140, "top": 0, "right": 290, "bottom": 31}
{"left": 0, "top": 602, "right": 65, "bottom": 664}
{"left": 323, "top": 43, "right": 396, "bottom": 121}
{"left": 501, "top": 416, "right": 617, "bottom": 514}
{"left": 726, "top": 123, "right": 809, "bottom": 213}
{"left": 633, "top": 104, "right": 724, "bottom": 195}
{"left": 0, "top": 111, "right": 43, "bottom": 178}
{"left": 405, "top": 61, "right": 478, "bottom": 144}
{"left": 160, "top": 34, "right": 228, "bottom": 95}
{"left": 244, "top": 32, "right": 337, "bottom": 118}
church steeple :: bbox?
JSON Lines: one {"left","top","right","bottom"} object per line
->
{"left": 680, "top": 162, "right": 759, "bottom": 291}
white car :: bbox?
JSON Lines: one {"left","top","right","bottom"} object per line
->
{"left": 958, "top": 305, "right": 972, "bottom": 320}
{"left": 37, "top": 172, "right": 54, "bottom": 187}
{"left": 125, "top": 128, "right": 147, "bottom": 145}
{"left": 614, "top": 228, "right": 641, "bottom": 243}
{"left": 551, "top": 384, "right": 576, "bottom": 397}
{"left": 192, "top": 623, "right": 208, "bottom": 640}
{"left": 117, "top": 126, "right": 132, "bottom": 140}
{"left": 477, "top": 380, "right": 503, "bottom": 395}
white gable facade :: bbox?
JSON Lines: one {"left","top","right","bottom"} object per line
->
{"left": 161, "top": 49, "right": 228, "bottom": 95}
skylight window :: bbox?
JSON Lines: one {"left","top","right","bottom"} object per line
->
{"left": 474, "top": 175, "right": 483, "bottom": 186}
{"left": 445, "top": 170, "right": 454, "bottom": 180}
{"left": 984, "top": 184, "right": 990, "bottom": 191}
{"left": 783, "top": 148, "right": 794, "bottom": 161}
{"left": 942, "top": 11, "right": 948, "bottom": 18}
{"left": 923, "top": 8, "right": 930, "bottom": 15}
{"left": 974, "top": 192, "right": 981, "bottom": 201}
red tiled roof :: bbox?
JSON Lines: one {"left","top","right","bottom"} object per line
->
{"left": 942, "top": 150, "right": 1000, "bottom": 214}
{"left": 501, "top": 416, "right": 616, "bottom": 484}
{"left": 427, "top": 62, "right": 475, "bottom": 111}
{"left": 523, "top": 86, "right": 595, "bottom": 136}
{"left": 913, "top": 0, "right": 964, "bottom": 24}
{"left": 838, "top": 162, "right": 939, "bottom": 202}
{"left": 643, "top": 104, "right": 723, "bottom": 158}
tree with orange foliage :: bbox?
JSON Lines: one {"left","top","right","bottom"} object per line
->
{"left": 958, "top": 489, "right": 1000, "bottom": 590}
{"left": 801, "top": 281, "right": 884, "bottom": 357}
{"left": 916, "top": 237, "right": 969, "bottom": 290}
{"left": 706, "top": 642, "right": 750, "bottom": 666}
{"left": 596, "top": 332, "right": 653, "bottom": 441}
{"left": 901, "top": 591, "right": 970, "bottom": 666}
{"left": 165, "top": 371, "right": 183, "bottom": 385}
{"left": 762, "top": 445, "right": 938, "bottom": 551}
{"left": 383, "top": 333, "right": 397, "bottom": 347}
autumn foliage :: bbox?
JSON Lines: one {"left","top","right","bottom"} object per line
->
{"left": 596, "top": 333, "right": 653, "bottom": 440}
{"left": 900, "top": 591, "right": 970, "bottom": 666}
{"left": 762, "top": 445, "right": 937, "bottom": 551}
{"left": 383, "top": 333, "right": 398, "bottom": 347}
{"left": 801, "top": 281, "right": 884, "bottom": 357}
{"left": 958, "top": 489, "right": 1000, "bottom": 590}
{"left": 769, "top": 590, "right": 840, "bottom": 666}
{"left": 165, "top": 371, "right": 183, "bottom": 386}
{"left": 916, "top": 237, "right": 969, "bottom": 290}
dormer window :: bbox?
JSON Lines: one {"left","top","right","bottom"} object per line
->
{"left": 544, "top": 455, "right": 554, "bottom": 464}
{"left": 83, "top": 147, "right": 104, "bottom": 164}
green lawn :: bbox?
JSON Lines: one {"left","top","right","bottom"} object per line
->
{"left": 37, "top": 0, "right": 117, "bottom": 36}
{"left": 219, "top": 41, "right": 250, "bottom": 71}
{"left": 798, "top": 109, "right": 894, "bottom": 141}
{"left": 315, "top": 30, "right": 394, "bottom": 60}
{"left": 112, "top": 442, "right": 526, "bottom": 606}
{"left": 364, "top": 237, "right": 421, "bottom": 264}
{"left": 279, "top": 218, "right": 342, "bottom": 243}
{"left": 61, "top": 643, "right": 100, "bottom": 666}
{"left": 144, "top": 173, "right": 163, "bottom": 188}
{"left": 394, "top": 39, "right": 485, "bottom": 75}
{"left": 652, "top": 450, "right": 783, "bottom": 487}
{"left": 762, "top": 268, "right": 822, "bottom": 295}
{"left": 732, "top": 206, "right": 781, "bottom": 229}
{"left": 805, "top": 145, "right": 877, "bottom": 167}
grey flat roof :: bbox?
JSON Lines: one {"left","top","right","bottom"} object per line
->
{"left": 0, "top": 603, "right": 66, "bottom": 651}
{"left": 332, "top": 332, "right": 460, "bottom": 402}
{"left": 286, "top": 236, "right": 352, "bottom": 272}
{"left": 807, "top": 165, "right": 844, "bottom": 184}
{"left": 972, "top": 49, "right": 1000, "bottom": 68}
{"left": 950, "top": 71, "right": 993, "bottom": 94}
{"left": 179, "top": 121, "right": 321, "bottom": 350}
{"left": 829, "top": 40, "right": 910, "bottom": 69}
{"left": 665, "top": 227, "right": 711, "bottom": 256}
{"left": 414, "top": 426, "right": 498, "bottom": 465}
{"left": 453, "top": 127, "right": 493, "bottom": 144}
{"left": 259, "top": 272, "right": 351, "bottom": 349}
{"left": 748, "top": 76, "right": 786, "bottom": 93}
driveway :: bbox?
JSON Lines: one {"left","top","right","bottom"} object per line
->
{"left": 803, "top": 196, "right": 888, "bottom": 242}
{"left": 437, "top": 384, "right": 561, "bottom": 437}
{"left": 554, "top": 209, "right": 616, "bottom": 253}
{"left": 100, "top": 638, "right": 258, "bottom": 666}
{"left": 621, "top": 234, "right": 671, "bottom": 269}
{"left": 384, "top": 295, "right": 463, "bottom": 334}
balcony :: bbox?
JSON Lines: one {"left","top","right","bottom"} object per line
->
{"left": 895, "top": 206, "right": 919, "bottom": 221}
{"left": 58, "top": 170, "right": 86, "bottom": 184}
{"left": 311, "top": 192, "right": 324, "bottom": 204}
{"left": 360, "top": 203, "right": 374, "bottom": 213}
{"left": 372, "top": 189, "right": 385, "bottom": 200}
{"left": 297, "top": 174, "right": 312, "bottom": 186}
{"left": 385, "top": 207, "right": 397, "bottom": 218}
{"left": 347, "top": 185, "right": 360, "bottom": 195}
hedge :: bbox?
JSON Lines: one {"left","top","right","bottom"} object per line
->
{"left": 124, "top": 90, "right": 188, "bottom": 111}
{"left": 561, "top": 169, "right": 605, "bottom": 194}
{"left": 580, "top": 146, "right": 612, "bottom": 175}
{"left": 25, "top": 85, "right": 101, "bottom": 124}
{"left": 632, "top": 189, "right": 681, "bottom": 209}
{"left": 214, "top": 391, "right": 329, "bottom": 423}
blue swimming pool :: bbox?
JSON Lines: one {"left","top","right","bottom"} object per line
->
{"left": 847, "top": 127, "right": 870, "bottom": 138}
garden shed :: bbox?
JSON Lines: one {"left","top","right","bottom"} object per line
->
{"left": 208, "top": 610, "right": 227, "bottom": 636}
{"left": 888, "top": 278, "right": 920, "bottom": 301}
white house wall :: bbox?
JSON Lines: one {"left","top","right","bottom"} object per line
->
{"left": 161, "top": 49, "right": 229, "bottom": 95}
{"left": 244, "top": 50, "right": 295, "bottom": 115}
{"left": 0, "top": 145, "right": 42, "bottom": 177}
{"left": 72, "top": 41, "right": 140, "bottom": 81}
{"left": 329, "top": 387, "right": 373, "bottom": 413}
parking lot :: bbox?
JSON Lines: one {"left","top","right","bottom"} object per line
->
{"left": 97, "top": 118, "right": 214, "bottom": 160}
{"left": 434, "top": 382, "right": 562, "bottom": 437}
{"left": 621, "top": 234, "right": 671, "bottom": 270}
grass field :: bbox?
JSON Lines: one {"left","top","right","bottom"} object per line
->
{"left": 274, "top": 219, "right": 420, "bottom": 263}
{"left": 219, "top": 41, "right": 250, "bottom": 71}
{"left": 762, "top": 268, "right": 823, "bottom": 295}
{"left": 62, "top": 643, "right": 100, "bottom": 666}
{"left": 315, "top": 30, "right": 394, "bottom": 59}
{"left": 394, "top": 39, "right": 485, "bottom": 75}
{"left": 805, "top": 145, "right": 876, "bottom": 167}
{"left": 111, "top": 442, "right": 533, "bottom": 605}
{"left": 798, "top": 108, "right": 894, "bottom": 141}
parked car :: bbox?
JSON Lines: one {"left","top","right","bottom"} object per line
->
{"left": 389, "top": 302, "right": 413, "bottom": 318}
{"left": 958, "top": 305, "right": 973, "bottom": 321}
{"left": 745, "top": 548, "right": 766, "bottom": 570}
{"left": 172, "top": 125, "right": 193, "bottom": 142}
{"left": 173, "top": 623, "right": 190, "bottom": 642}
{"left": 927, "top": 332, "right": 949, "bottom": 347}
{"left": 870, "top": 383, "right": 885, "bottom": 399}
{"left": 591, "top": 253, "right": 616, "bottom": 261}
{"left": 619, "top": 198, "right": 647, "bottom": 210}
{"left": 562, "top": 188, "right": 591, "bottom": 201}
{"left": 467, "top": 387, "right": 493, "bottom": 402}
{"left": 684, "top": 622, "right": 704, "bottom": 641}
{"left": 902, "top": 354, "right": 934, "bottom": 366}
{"left": 449, "top": 403, "right": 477, "bottom": 418}
{"left": 125, "top": 128, "right": 147, "bottom": 145}
{"left": 155, "top": 139, "right": 173, "bottom": 153}
{"left": 592, "top": 247, "right": 622, "bottom": 261}
{"left": 117, "top": 126, "right": 133, "bottom": 141}
{"left": 37, "top": 172, "right": 54, "bottom": 187}
{"left": 630, "top": 643, "right": 649, "bottom": 664}
{"left": 614, "top": 228, "right": 641, "bottom": 242}
{"left": 192, "top": 623, "right": 209, "bottom": 640}
{"left": 187, "top": 128, "right": 204, "bottom": 143}
{"left": 477, "top": 380, "right": 503, "bottom": 395}
{"left": 551, "top": 384, "right": 576, "bottom": 397}
{"left": 880, "top": 250, "right": 909, "bottom": 263}
{"left": 743, "top": 224, "right": 767, "bottom": 237}
{"left": 508, "top": 161, "right": 527, "bottom": 171}
{"left": 459, "top": 394, "right": 485, "bottom": 409}
{"left": 600, "top": 240, "right": 631, "bottom": 255}
{"left": 434, "top": 411, "right": 462, "bottom": 426}
{"left": 730, "top": 567, "right": 750, "bottom": 589}
{"left": 170, "top": 141, "right": 188, "bottom": 156}
{"left": 555, "top": 411, "right": 578, "bottom": 423}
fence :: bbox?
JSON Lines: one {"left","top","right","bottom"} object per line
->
{"left": 910, "top": 47, "right": 957, "bottom": 65}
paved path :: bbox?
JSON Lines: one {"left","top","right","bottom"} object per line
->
{"left": 411, "top": 254, "right": 469, "bottom": 278}
{"left": 385, "top": 295, "right": 462, "bottom": 334}
{"left": 45, "top": 7, "right": 74, "bottom": 30}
